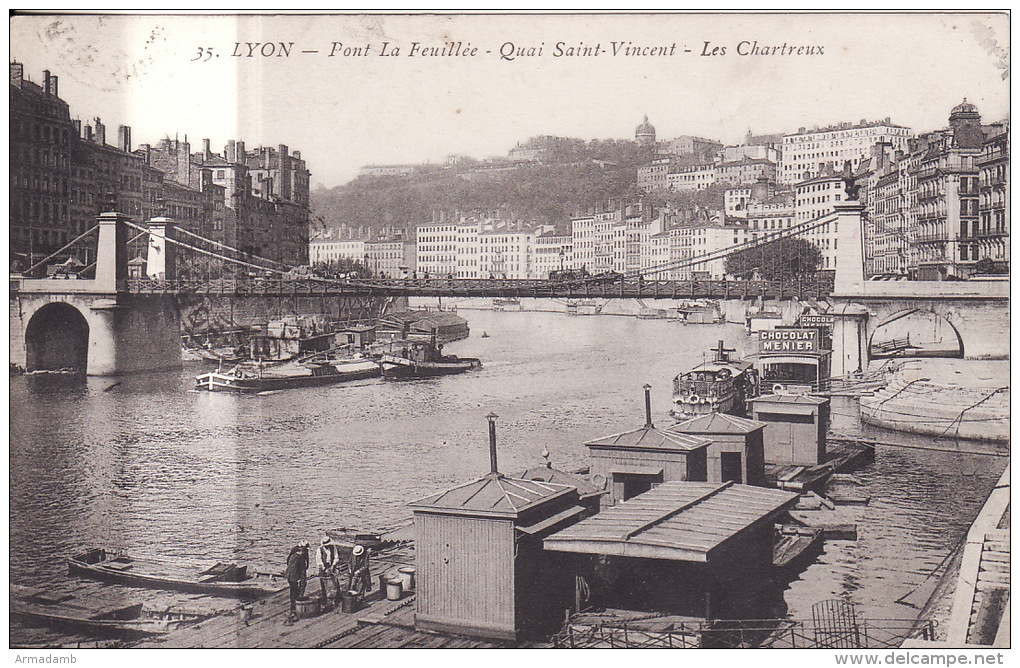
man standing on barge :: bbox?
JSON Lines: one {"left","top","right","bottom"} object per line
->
{"left": 286, "top": 540, "right": 310, "bottom": 620}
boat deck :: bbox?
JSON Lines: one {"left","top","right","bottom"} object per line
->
{"left": 765, "top": 439, "right": 875, "bottom": 492}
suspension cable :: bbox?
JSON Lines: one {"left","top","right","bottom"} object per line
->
{"left": 23, "top": 225, "right": 100, "bottom": 274}
{"left": 626, "top": 211, "right": 835, "bottom": 279}
{"left": 174, "top": 226, "right": 292, "bottom": 270}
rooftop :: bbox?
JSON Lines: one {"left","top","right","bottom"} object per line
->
{"left": 585, "top": 425, "right": 711, "bottom": 453}
{"left": 543, "top": 481, "right": 798, "bottom": 562}
{"left": 749, "top": 393, "right": 829, "bottom": 405}
{"left": 668, "top": 412, "right": 766, "bottom": 435}
{"left": 408, "top": 472, "right": 576, "bottom": 518}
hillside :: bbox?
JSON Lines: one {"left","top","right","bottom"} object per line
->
{"left": 310, "top": 137, "right": 728, "bottom": 236}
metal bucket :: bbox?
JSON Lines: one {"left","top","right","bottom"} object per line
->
{"left": 397, "top": 566, "right": 416, "bottom": 592}
{"left": 295, "top": 596, "right": 320, "bottom": 619}
{"left": 385, "top": 577, "right": 402, "bottom": 601}
{"left": 341, "top": 590, "right": 361, "bottom": 613}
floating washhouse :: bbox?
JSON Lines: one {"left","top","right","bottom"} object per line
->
{"left": 585, "top": 386, "right": 711, "bottom": 506}
{"left": 748, "top": 393, "right": 830, "bottom": 466}
{"left": 408, "top": 415, "right": 586, "bottom": 641}
{"left": 543, "top": 480, "right": 799, "bottom": 621}
{"left": 667, "top": 412, "right": 768, "bottom": 487}
{"left": 377, "top": 310, "right": 470, "bottom": 343}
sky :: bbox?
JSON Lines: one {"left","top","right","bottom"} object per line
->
{"left": 9, "top": 12, "right": 1011, "bottom": 188}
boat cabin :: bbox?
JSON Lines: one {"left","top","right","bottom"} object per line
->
{"left": 748, "top": 393, "right": 830, "bottom": 466}
{"left": 585, "top": 427, "right": 710, "bottom": 507}
{"left": 409, "top": 473, "right": 585, "bottom": 641}
{"left": 543, "top": 481, "right": 798, "bottom": 621}
{"left": 337, "top": 324, "right": 376, "bottom": 351}
{"left": 672, "top": 341, "right": 759, "bottom": 419}
{"left": 754, "top": 327, "right": 832, "bottom": 394}
{"left": 667, "top": 412, "right": 768, "bottom": 487}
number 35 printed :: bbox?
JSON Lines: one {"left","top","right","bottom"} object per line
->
{"left": 191, "top": 47, "right": 216, "bottom": 61}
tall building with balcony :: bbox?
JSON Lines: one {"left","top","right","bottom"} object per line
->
{"left": 911, "top": 100, "right": 984, "bottom": 280}
{"left": 10, "top": 63, "right": 73, "bottom": 265}
{"left": 794, "top": 167, "right": 846, "bottom": 271}
{"left": 780, "top": 118, "right": 912, "bottom": 184}
{"left": 974, "top": 122, "right": 1009, "bottom": 272}
{"left": 415, "top": 222, "right": 459, "bottom": 277}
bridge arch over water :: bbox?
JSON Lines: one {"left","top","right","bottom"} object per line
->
{"left": 24, "top": 301, "right": 90, "bottom": 372}
{"left": 867, "top": 308, "right": 965, "bottom": 359}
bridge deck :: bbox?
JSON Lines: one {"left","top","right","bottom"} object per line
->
{"left": 109, "top": 275, "right": 836, "bottom": 301}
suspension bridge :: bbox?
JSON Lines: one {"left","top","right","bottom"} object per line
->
{"left": 10, "top": 202, "right": 1009, "bottom": 375}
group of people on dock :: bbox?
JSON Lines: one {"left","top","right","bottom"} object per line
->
{"left": 285, "top": 536, "right": 372, "bottom": 621}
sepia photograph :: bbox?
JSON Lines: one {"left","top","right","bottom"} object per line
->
{"left": 8, "top": 10, "right": 1010, "bottom": 657}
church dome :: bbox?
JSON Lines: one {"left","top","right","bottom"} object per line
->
{"left": 635, "top": 115, "right": 656, "bottom": 137}
{"left": 951, "top": 98, "right": 980, "bottom": 117}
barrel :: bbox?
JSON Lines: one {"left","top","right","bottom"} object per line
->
{"left": 385, "top": 577, "right": 402, "bottom": 601}
{"left": 397, "top": 566, "right": 416, "bottom": 592}
{"left": 295, "top": 596, "right": 320, "bottom": 619}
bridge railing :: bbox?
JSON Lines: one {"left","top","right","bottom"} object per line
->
{"left": 122, "top": 273, "right": 836, "bottom": 300}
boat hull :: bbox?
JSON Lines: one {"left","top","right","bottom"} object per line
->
{"left": 195, "top": 361, "right": 380, "bottom": 393}
{"left": 379, "top": 356, "right": 481, "bottom": 379}
{"left": 68, "top": 549, "right": 287, "bottom": 598}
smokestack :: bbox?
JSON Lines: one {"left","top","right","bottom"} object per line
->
{"left": 202, "top": 138, "right": 211, "bottom": 159}
{"left": 643, "top": 384, "right": 654, "bottom": 430}
{"left": 43, "top": 69, "right": 51, "bottom": 95}
{"left": 486, "top": 412, "right": 499, "bottom": 475}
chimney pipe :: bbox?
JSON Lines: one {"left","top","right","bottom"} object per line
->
{"left": 643, "top": 384, "right": 654, "bottom": 430}
{"left": 486, "top": 412, "right": 499, "bottom": 475}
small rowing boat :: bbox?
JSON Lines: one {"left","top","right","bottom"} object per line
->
{"left": 68, "top": 548, "right": 287, "bottom": 598}
{"left": 773, "top": 524, "right": 824, "bottom": 575}
{"left": 11, "top": 584, "right": 206, "bottom": 638}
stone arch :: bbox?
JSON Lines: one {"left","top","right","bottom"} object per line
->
{"left": 868, "top": 307, "right": 964, "bottom": 359}
{"left": 25, "top": 302, "right": 90, "bottom": 372}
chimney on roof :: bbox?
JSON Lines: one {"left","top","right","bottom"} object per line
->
{"left": 10, "top": 61, "right": 23, "bottom": 88}
{"left": 43, "top": 69, "right": 51, "bottom": 95}
{"left": 202, "top": 138, "right": 212, "bottom": 160}
{"left": 84, "top": 123, "right": 94, "bottom": 142}
{"left": 72, "top": 119, "right": 81, "bottom": 136}
{"left": 643, "top": 384, "right": 654, "bottom": 430}
{"left": 236, "top": 140, "right": 246, "bottom": 163}
{"left": 486, "top": 413, "right": 500, "bottom": 475}
{"left": 94, "top": 118, "right": 106, "bottom": 145}
{"left": 118, "top": 125, "right": 132, "bottom": 153}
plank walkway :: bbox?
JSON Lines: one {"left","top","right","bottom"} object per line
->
{"left": 137, "top": 541, "right": 503, "bottom": 649}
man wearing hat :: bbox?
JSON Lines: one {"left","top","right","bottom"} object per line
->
{"left": 285, "top": 540, "right": 310, "bottom": 620}
{"left": 316, "top": 535, "right": 340, "bottom": 604}
{"left": 348, "top": 544, "right": 372, "bottom": 597}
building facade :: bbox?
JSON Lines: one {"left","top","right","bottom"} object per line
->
{"left": 974, "top": 122, "right": 1009, "bottom": 271}
{"left": 781, "top": 118, "right": 912, "bottom": 184}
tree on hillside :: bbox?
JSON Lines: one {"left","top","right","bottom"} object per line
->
{"left": 724, "top": 237, "right": 823, "bottom": 279}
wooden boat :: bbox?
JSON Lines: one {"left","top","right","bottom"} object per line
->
{"left": 773, "top": 524, "right": 824, "bottom": 574}
{"left": 379, "top": 339, "right": 481, "bottom": 379}
{"left": 195, "top": 357, "right": 380, "bottom": 393}
{"left": 492, "top": 297, "right": 522, "bottom": 311}
{"left": 11, "top": 584, "right": 206, "bottom": 637}
{"left": 671, "top": 340, "right": 760, "bottom": 419}
{"left": 68, "top": 548, "right": 287, "bottom": 598}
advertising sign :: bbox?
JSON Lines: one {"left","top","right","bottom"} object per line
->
{"left": 798, "top": 314, "right": 835, "bottom": 328}
{"left": 759, "top": 328, "right": 819, "bottom": 352}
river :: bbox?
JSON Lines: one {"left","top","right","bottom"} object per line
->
{"left": 9, "top": 307, "right": 1007, "bottom": 644}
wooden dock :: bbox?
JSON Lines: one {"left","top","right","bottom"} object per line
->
{"left": 136, "top": 542, "right": 505, "bottom": 649}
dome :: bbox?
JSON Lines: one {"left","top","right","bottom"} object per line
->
{"left": 951, "top": 98, "right": 980, "bottom": 117}
{"left": 635, "top": 115, "right": 656, "bottom": 136}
